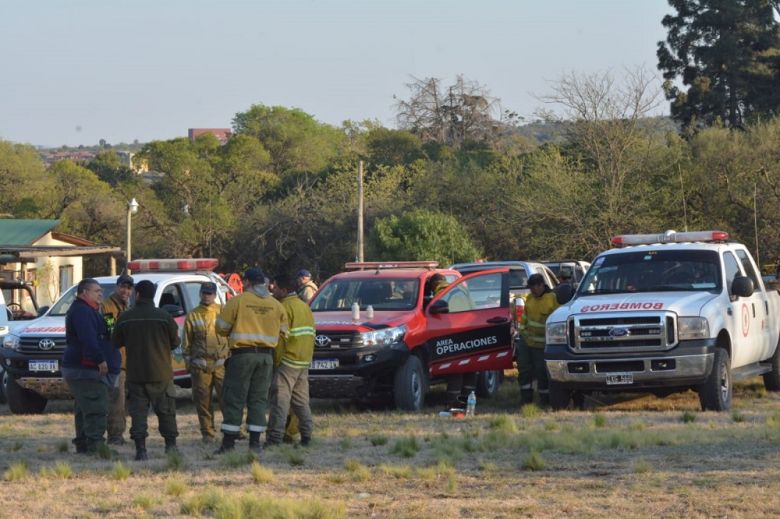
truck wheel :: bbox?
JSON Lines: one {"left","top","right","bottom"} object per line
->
{"left": 698, "top": 348, "right": 731, "bottom": 411}
{"left": 0, "top": 368, "right": 7, "bottom": 404}
{"left": 549, "top": 381, "right": 571, "bottom": 411}
{"left": 393, "top": 355, "right": 426, "bottom": 411}
{"left": 763, "top": 337, "right": 780, "bottom": 391}
{"left": 476, "top": 370, "right": 502, "bottom": 399}
{"left": 6, "top": 376, "right": 47, "bottom": 414}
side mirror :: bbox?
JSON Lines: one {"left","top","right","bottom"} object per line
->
{"left": 555, "top": 283, "right": 575, "bottom": 305}
{"left": 162, "top": 304, "right": 185, "bottom": 317}
{"left": 37, "top": 306, "right": 50, "bottom": 317}
{"left": 428, "top": 300, "right": 449, "bottom": 315}
{"left": 732, "top": 276, "right": 754, "bottom": 298}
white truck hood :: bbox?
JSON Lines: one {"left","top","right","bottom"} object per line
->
{"left": 550, "top": 291, "right": 718, "bottom": 322}
{"left": 13, "top": 315, "right": 66, "bottom": 336}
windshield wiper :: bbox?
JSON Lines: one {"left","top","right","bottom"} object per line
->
{"left": 580, "top": 289, "right": 629, "bottom": 295}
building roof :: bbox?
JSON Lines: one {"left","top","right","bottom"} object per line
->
{"left": 0, "top": 219, "right": 60, "bottom": 246}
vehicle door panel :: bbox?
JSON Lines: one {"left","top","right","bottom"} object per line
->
{"left": 735, "top": 249, "right": 772, "bottom": 362}
{"left": 424, "top": 270, "right": 514, "bottom": 378}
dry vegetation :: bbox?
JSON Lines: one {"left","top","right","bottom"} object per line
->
{"left": 2, "top": 378, "right": 780, "bottom": 518}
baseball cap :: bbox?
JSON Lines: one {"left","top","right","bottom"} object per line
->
{"left": 243, "top": 268, "right": 266, "bottom": 283}
{"left": 200, "top": 282, "right": 217, "bottom": 294}
{"left": 297, "top": 269, "right": 311, "bottom": 278}
{"left": 117, "top": 273, "right": 134, "bottom": 287}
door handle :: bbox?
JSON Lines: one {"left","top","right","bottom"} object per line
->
{"left": 752, "top": 303, "right": 756, "bottom": 318}
{"left": 487, "top": 317, "right": 509, "bottom": 324}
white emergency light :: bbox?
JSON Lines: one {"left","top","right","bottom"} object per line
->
{"left": 127, "top": 258, "right": 219, "bottom": 272}
{"left": 610, "top": 230, "right": 729, "bottom": 247}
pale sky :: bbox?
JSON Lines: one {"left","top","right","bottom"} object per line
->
{"left": 0, "top": 0, "right": 672, "bottom": 147}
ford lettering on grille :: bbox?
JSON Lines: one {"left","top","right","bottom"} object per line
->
{"left": 608, "top": 327, "right": 630, "bottom": 337}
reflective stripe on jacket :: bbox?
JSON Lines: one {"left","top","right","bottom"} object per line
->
{"left": 216, "top": 290, "right": 288, "bottom": 350}
{"left": 183, "top": 303, "right": 228, "bottom": 360}
{"left": 100, "top": 292, "right": 129, "bottom": 368}
{"left": 275, "top": 294, "right": 316, "bottom": 369}
{"left": 519, "top": 291, "right": 559, "bottom": 348}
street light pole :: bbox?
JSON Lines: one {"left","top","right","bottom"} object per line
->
{"left": 126, "top": 198, "right": 139, "bottom": 264}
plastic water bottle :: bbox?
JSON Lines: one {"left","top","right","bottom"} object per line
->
{"left": 366, "top": 305, "right": 374, "bottom": 319}
{"left": 466, "top": 391, "right": 477, "bottom": 416}
{"left": 351, "top": 302, "right": 360, "bottom": 321}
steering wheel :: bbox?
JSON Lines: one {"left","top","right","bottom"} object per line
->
{"left": 6, "top": 303, "right": 22, "bottom": 312}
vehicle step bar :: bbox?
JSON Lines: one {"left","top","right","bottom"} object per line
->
{"left": 731, "top": 362, "right": 772, "bottom": 381}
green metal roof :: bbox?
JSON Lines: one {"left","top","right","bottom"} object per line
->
{"left": 0, "top": 219, "right": 60, "bottom": 246}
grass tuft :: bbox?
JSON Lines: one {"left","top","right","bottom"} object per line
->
{"left": 57, "top": 440, "right": 69, "bottom": 453}
{"left": 250, "top": 461, "right": 274, "bottom": 484}
{"left": 520, "top": 404, "right": 540, "bottom": 418}
{"left": 681, "top": 410, "right": 697, "bottom": 423}
{"left": 287, "top": 450, "right": 305, "bottom": 467}
{"left": 633, "top": 458, "right": 653, "bottom": 474}
{"left": 489, "top": 415, "right": 519, "bottom": 434}
{"left": 344, "top": 458, "right": 371, "bottom": 481}
{"left": 133, "top": 494, "right": 158, "bottom": 510}
{"left": 39, "top": 461, "right": 72, "bottom": 480}
{"left": 166, "top": 476, "right": 186, "bottom": 496}
{"left": 181, "top": 487, "right": 345, "bottom": 518}
{"left": 369, "top": 434, "right": 388, "bottom": 446}
{"left": 222, "top": 450, "right": 257, "bottom": 468}
{"left": 4, "top": 461, "right": 29, "bottom": 481}
{"left": 522, "top": 450, "right": 545, "bottom": 471}
{"left": 378, "top": 463, "right": 412, "bottom": 479}
{"left": 165, "top": 449, "right": 186, "bottom": 472}
{"left": 732, "top": 411, "right": 746, "bottom": 423}
{"left": 593, "top": 413, "right": 607, "bottom": 428}
{"left": 111, "top": 461, "right": 131, "bottom": 480}
{"left": 391, "top": 436, "right": 420, "bottom": 458}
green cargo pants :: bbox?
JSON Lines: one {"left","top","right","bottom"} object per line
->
{"left": 516, "top": 336, "right": 548, "bottom": 401}
{"left": 127, "top": 380, "right": 178, "bottom": 441}
{"left": 221, "top": 352, "right": 273, "bottom": 434}
{"left": 267, "top": 364, "right": 313, "bottom": 443}
{"left": 107, "top": 369, "right": 127, "bottom": 443}
{"left": 64, "top": 377, "right": 109, "bottom": 452}
{"left": 191, "top": 364, "right": 224, "bottom": 439}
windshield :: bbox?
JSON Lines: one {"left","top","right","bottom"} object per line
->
{"left": 48, "top": 283, "right": 116, "bottom": 316}
{"left": 578, "top": 250, "right": 722, "bottom": 296}
{"left": 311, "top": 278, "right": 420, "bottom": 311}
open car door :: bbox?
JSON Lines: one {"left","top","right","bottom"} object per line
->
{"left": 424, "top": 268, "right": 514, "bottom": 378}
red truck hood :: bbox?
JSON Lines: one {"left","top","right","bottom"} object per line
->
{"left": 313, "top": 310, "right": 412, "bottom": 331}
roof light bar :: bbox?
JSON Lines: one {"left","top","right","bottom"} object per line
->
{"left": 127, "top": 258, "right": 219, "bottom": 272}
{"left": 344, "top": 261, "right": 439, "bottom": 270}
{"left": 610, "top": 230, "right": 730, "bottom": 247}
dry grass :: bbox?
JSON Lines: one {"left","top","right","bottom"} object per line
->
{"left": 1, "top": 379, "right": 780, "bottom": 516}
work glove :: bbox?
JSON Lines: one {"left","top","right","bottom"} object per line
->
{"left": 214, "top": 358, "right": 226, "bottom": 368}
{"left": 191, "top": 358, "right": 208, "bottom": 370}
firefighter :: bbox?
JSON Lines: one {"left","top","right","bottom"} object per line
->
{"left": 266, "top": 273, "right": 315, "bottom": 447}
{"left": 215, "top": 268, "right": 288, "bottom": 453}
{"left": 296, "top": 269, "right": 318, "bottom": 303}
{"left": 100, "top": 273, "right": 134, "bottom": 446}
{"left": 517, "top": 273, "right": 559, "bottom": 406}
{"left": 183, "top": 282, "right": 229, "bottom": 442}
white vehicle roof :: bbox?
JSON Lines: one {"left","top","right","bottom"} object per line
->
{"left": 598, "top": 241, "right": 743, "bottom": 256}
{"left": 92, "top": 272, "right": 216, "bottom": 285}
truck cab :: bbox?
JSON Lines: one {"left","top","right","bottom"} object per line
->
{"left": 544, "top": 230, "right": 780, "bottom": 411}
{"left": 309, "top": 261, "right": 517, "bottom": 410}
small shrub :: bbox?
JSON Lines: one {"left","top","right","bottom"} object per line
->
{"left": 378, "top": 464, "right": 412, "bottom": 479}
{"left": 57, "top": 441, "right": 69, "bottom": 453}
{"left": 766, "top": 412, "right": 780, "bottom": 428}
{"left": 250, "top": 462, "right": 274, "bottom": 484}
{"left": 478, "top": 460, "right": 498, "bottom": 472}
{"left": 392, "top": 436, "right": 420, "bottom": 458}
{"left": 133, "top": 494, "right": 158, "bottom": 510}
{"left": 520, "top": 404, "right": 539, "bottom": 418}
{"left": 166, "top": 476, "right": 186, "bottom": 496}
{"left": 111, "top": 461, "right": 131, "bottom": 480}
{"left": 338, "top": 438, "right": 352, "bottom": 450}
{"left": 416, "top": 461, "right": 456, "bottom": 481}
{"left": 522, "top": 451, "right": 545, "bottom": 471}
{"left": 287, "top": 451, "right": 305, "bottom": 466}
{"left": 344, "top": 458, "right": 371, "bottom": 481}
{"left": 3, "top": 461, "right": 29, "bottom": 481}
{"left": 593, "top": 413, "right": 607, "bottom": 428}
{"left": 166, "top": 450, "right": 186, "bottom": 472}
{"left": 732, "top": 411, "right": 745, "bottom": 423}
{"left": 96, "top": 443, "right": 113, "bottom": 460}
{"left": 40, "top": 461, "right": 72, "bottom": 480}
{"left": 489, "top": 415, "right": 518, "bottom": 434}
{"left": 681, "top": 410, "right": 697, "bottom": 424}
{"left": 633, "top": 459, "right": 652, "bottom": 474}
{"left": 544, "top": 421, "right": 558, "bottom": 431}
{"left": 629, "top": 420, "right": 645, "bottom": 431}
{"left": 369, "top": 435, "right": 388, "bottom": 446}
{"left": 11, "top": 441, "right": 22, "bottom": 452}
{"left": 222, "top": 450, "right": 257, "bottom": 468}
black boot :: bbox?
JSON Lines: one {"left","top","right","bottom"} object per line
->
{"left": 134, "top": 438, "right": 148, "bottom": 461}
{"left": 164, "top": 437, "right": 178, "bottom": 454}
{"left": 300, "top": 436, "right": 311, "bottom": 447}
{"left": 520, "top": 389, "right": 534, "bottom": 405}
{"left": 249, "top": 432, "right": 263, "bottom": 453}
{"left": 215, "top": 433, "right": 236, "bottom": 454}
{"left": 72, "top": 437, "right": 88, "bottom": 454}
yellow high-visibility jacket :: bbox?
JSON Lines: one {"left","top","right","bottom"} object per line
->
{"left": 183, "top": 303, "right": 229, "bottom": 360}
{"left": 519, "top": 291, "right": 559, "bottom": 348}
{"left": 216, "top": 290, "right": 288, "bottom": 350}
{"left": 274, "top": 294, "right": 316, "bottom": 369}
{"left": 100, "top": 292, "right": 129, "bottom": 369}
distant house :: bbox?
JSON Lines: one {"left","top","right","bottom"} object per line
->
{"left": 0, "top": 219, "right": 120, "bottom": 307}
{"left": 188, "top": 128, "right": 232, "bottom": 145}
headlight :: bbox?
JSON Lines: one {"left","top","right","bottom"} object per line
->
{"left": 360, "top": 325, "right": 407, "bottom": 347}
{"left": 678, "top": 317, "right": 710, "bottom": 340}
{"left": 2, "top": 334, "right": 20, "bottom": 350}
{"left": 546, "top": 321, "right": 567, "bottom": 345}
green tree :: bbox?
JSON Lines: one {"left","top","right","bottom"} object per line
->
{"left": 370, "top": 209, "right": 482, "bottom": 266}
{"left": 85, "top": 150, "right": 135, "bottom": 186}
{"left": 365, "top": 128, "right": 424, "bottom": 167}
{"left": 0, "top": 140, "right": 49, "bottom": 217}
{"left": 657, "top": 0, "right": 780, "bottom": 129}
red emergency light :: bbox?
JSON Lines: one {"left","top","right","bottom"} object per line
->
{"left": 611, "top": 230, "right": 730, "bottom": 247}
{"left": 127, "top": 258, "right": 219, "bottom": 272}
{"left": 344, "top": 261, "right": 439, "bottom": 270}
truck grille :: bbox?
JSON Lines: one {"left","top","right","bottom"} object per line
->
{"left": 569, "top": 313, "right": 676, "bottom": 354}
{"left": 19, "top": 336, "right": 67, "bottom": 355}
{"left": 314, "top": 332, "right": 363, "bottom": 350}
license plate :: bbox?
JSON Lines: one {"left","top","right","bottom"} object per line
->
{"left": 606, "top": 373, "right": 633, "bottom": 385}
{"left": 310, "top": 359, "right": 339, "bottom": 370}
{"left": 29, "top": 360, "right": 58, "bottom": 372}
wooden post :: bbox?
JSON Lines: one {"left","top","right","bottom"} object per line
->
{"left": 357, "top": 160, "right": 365, "bottom": 262}
{"left": 109, "top": 255, "right": 117, "bottom": 276}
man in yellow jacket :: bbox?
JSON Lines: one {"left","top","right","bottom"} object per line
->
{"left": 183, "top": 282, "right": 229, "bottom": 442}
{"left": 518, "top": 274, "right": 559, "bottom": 406}
{"left": 215, "top": 268, "right": 287, "bottom": 453}
{"left": 266, "top": 273, "right": 316, "bottom": 447}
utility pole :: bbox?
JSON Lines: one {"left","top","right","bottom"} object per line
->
{"left": 357, "top": 160, "right": 365, "bottom": 262}
{"left": 754, "top": 181, "right": 760, "bottom": 267}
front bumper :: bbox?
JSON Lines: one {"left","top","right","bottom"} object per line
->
{"left": 544, "top": 339, "right": 716, "bottom": 390}
{"left": 0, "top": 346, "right": 71, "bottom": 398}
{"left": 308, "top": 343, "right": 409, "bottom": 398}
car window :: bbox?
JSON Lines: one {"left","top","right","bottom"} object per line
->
{"left": 508, "top": 269, "right": 528, "bottom": 289}
{"left": 182, "top": 282, "right": 206, "bottom": 310}
{"left": 734, "top": 249, "right": 761, "bottom": 290}
{"left": 439, "top": 272, "right": 503, "bottom": 312}
{"left": 48, "top": 283, "right": 115, "bottom": 316}
{"left": 159, "top": 284, "right": 184, "bottom": 310}
{"left": 723, "top": 252, "right": 741, "bottom": 297}
{"left": 311, "top": 278, "right": 420, "bottom": 311}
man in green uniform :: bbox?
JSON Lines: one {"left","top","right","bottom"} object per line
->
{"left": 183, "top": 282, "right": 228, "bottom": 442}
{"left": 112, "top": 280, "right": 181, "bottom": 461}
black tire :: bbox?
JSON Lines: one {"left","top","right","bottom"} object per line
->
{"left": 549, "top": 381, "right": 571, "bottom": 411}
{"left": 393, "top": 355, "right": 426, "bottom": 411}
{"left": 699, "top": 348, "right": 731, "bottom": 411}
{"left": 476, "top": 370, "right": 502, "bottom": 399}
{"left": 6, "top": 376, "right": 47, "bottom": 414}
{"left": 0, "top": 368, "right": 7, "bottom": 404}
{"left": 763, "top": 338, "right": 780, "bottom": 391}
{"left": 572, "top": 391, "right": 586, "bottom": 410}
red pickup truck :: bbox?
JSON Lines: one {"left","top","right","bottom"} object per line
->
{"left": 308, "top": 262, "right": 516, "bottom": 410}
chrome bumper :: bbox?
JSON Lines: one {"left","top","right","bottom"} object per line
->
{"left": 17, "top": 377, "right": 72, "bottom": 399}
{"left": 546, "top": 353, "right": 714, "bottom": 383}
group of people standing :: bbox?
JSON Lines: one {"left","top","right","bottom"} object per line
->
{"left": 62, "top": 267, "right": 318, "bottom": 460}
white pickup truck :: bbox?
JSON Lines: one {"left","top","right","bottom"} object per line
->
{"left": 545, "top": 230, "right": 780, "bottom": 411}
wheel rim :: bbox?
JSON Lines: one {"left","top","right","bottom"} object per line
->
{"left": 485, "top": 371, "right": 498, "bottom": 393}
{"left": 410, "top": 371, "right": 421, "bottom": 405}
{"left": 719, "top": 359, "right": 730, "bottom": 403}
